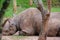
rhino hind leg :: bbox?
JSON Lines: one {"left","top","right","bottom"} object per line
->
{"left": 47, "top": 28, "right": 58, "bottom": 37}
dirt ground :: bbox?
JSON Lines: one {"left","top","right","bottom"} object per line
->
{"left": 1, "top": 36, "right": 60, "bottom": 40}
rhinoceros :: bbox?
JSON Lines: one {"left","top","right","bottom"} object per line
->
{"left": 2, "top": 8, "right": 60, "bottom": 36}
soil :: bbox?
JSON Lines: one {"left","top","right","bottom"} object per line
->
{"left": 1, "top": 36, "right": 60, "bottom": 40}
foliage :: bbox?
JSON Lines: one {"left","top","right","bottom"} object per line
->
{"left": 42, "top": 0, "right": 60, "bottom": 7}
{"left": 0, "top": 0, "right": 60, "bottom": 18}
{"left": 52, "top": 0, "right": 60, "bottom": 7}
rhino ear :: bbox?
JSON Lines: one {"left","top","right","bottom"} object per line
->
{"left": 2, "top": 18, "right": 10, "bottom": 27}
{"left": 7, "top": 18, "right": 12, "bottom": 23}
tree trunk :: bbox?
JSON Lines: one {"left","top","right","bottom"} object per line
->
{"left": 13, "top": 0, "right": 17, "bottom": 16}
{"left": 33, "top": 0, "right": 51, "bottom": 40}
{"left": 0, "top": 0, "right": 10, "bottom": 39}
{"left": 29, "top": 0, "right": 33, "bottom": 6}
{"left": 0, "top": 0, "right": 10, "bottom": 24}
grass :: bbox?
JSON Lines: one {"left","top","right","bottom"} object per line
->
{"left": 4, "top": 7, "right": 60, "bottom": 18}
{"left": 2, "top": 0, "right": 60, "bottom": 18}
{"left": 51, "top": 7, "right": 60, "bottom": 12}
{"left": 3, "top": 0, "right": 35, "bottom": 18}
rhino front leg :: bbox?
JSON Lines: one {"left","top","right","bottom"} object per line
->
{"left": 19, "top": 31, "right": 34, "bottom": 36}
{"left": 13, "top": 31, "right": 19, "bottom": 36}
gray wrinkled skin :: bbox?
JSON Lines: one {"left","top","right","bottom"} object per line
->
{"left": 2, "top": 8, "right": 60, "bottom": 36}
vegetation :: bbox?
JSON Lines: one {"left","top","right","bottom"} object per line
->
{"left": 0, "top": 0, "right": 60, "bottom": 18}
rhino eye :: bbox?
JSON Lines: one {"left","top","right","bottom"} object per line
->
{"left": 6, "top": 31, "right": 8, "bottom": 32}
{"left": 11, "top": 24, "right": 14, "bottom": 25}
